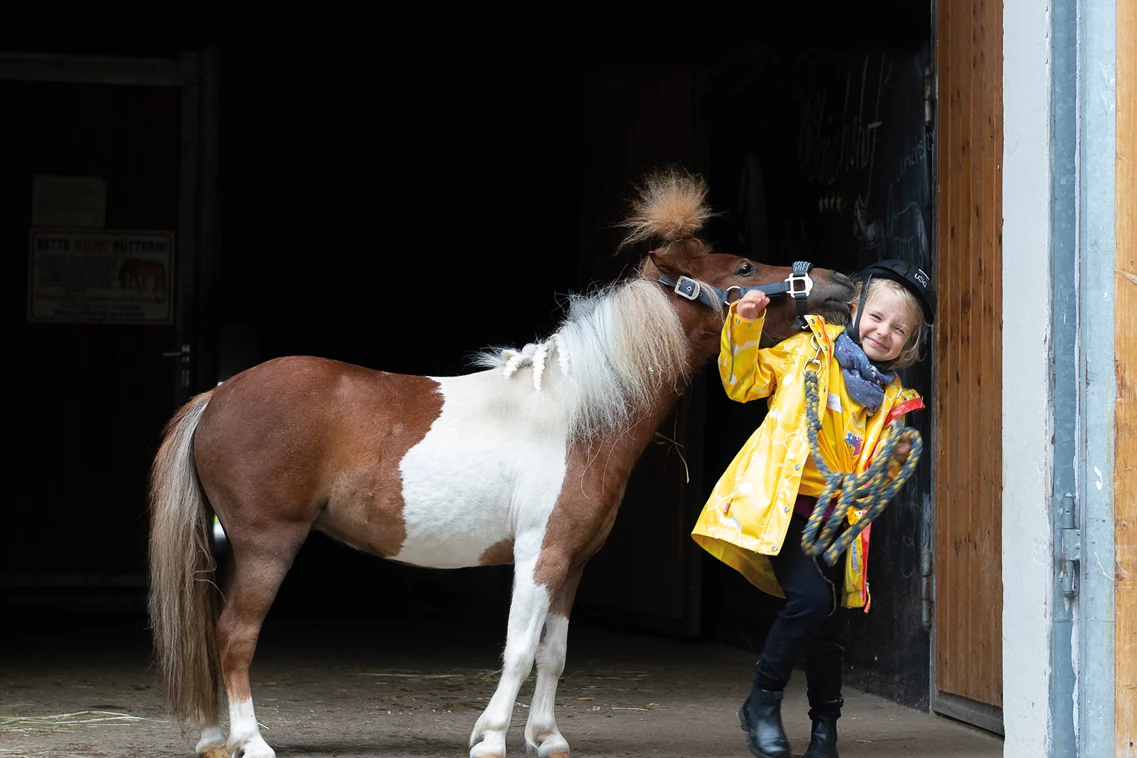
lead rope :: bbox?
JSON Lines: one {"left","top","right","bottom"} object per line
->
{"left": 799, "top": 338, "right": 924, "bottom": 566}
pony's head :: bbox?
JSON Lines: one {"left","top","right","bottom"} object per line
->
{"left": 619, "top": 168, "right": 856, "bottom": 360}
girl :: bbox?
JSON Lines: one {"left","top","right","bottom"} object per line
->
{"left": 692, "top": 259, "right": 935, "bottom": 758}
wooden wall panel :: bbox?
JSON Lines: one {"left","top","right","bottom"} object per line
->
{"left": 934, "top": 0, "right": 1004, "bottom": 708}
{"left": 1116, "top": 1, "right": 1137, "bottom": 752}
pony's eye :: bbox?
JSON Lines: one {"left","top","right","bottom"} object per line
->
{"left": 738, "top": 262, "right": 754, "bottom": 276}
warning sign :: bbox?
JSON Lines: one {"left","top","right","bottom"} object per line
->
{"left": 28, "top": 229, "right": 175, "bottom": 325}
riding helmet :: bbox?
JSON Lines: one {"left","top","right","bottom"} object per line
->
{"left": 855, "top": 258, "right": 936, "bottom": 325}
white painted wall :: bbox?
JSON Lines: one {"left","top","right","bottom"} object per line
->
{"left": 1001, "top": 0, "right": 1054, "bottom": 755}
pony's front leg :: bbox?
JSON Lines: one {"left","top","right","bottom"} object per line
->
{"left": 524, "top": 563, "right": 584, "bottom": 758}
{"left": 470, "top": 554, "right": 563, "bottom": 758}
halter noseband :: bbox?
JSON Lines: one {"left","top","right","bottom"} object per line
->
{"left": 657, "top": 260, "right": 814, "bottom": 318}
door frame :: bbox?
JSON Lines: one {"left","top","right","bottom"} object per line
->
{"left": 990, "top": 0, "right": 1121, "bottom": 754}
{"left": 0, "top": 49, "right": 220, "bottom": 405}
{"left": 1068, "top": 1, "right": 1119, "bottom": 755}
{"left": 0, "top": 50, "right": 220, "bottom": 596}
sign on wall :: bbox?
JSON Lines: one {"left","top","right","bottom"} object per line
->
{"left": 27, "top": 229, "right": 175, "bottom": 325}
{"left": 31, "top": 175, "right": 107, "bottom": 228}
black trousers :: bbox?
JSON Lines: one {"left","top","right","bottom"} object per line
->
{"left": 753, "top": 512, "right": 846, "bottom": 719}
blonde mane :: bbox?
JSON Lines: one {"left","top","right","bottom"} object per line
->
{"left": 473, "top": 167, "right": 715, "bottom": 441}
{"left": 472, "top": 268, "right": 693, "bottom": 441}
{"left": 616, "top": 168, "right": 713, "bottom": 249}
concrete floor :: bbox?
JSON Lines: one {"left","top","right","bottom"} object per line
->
{"left": 0, "top": 616, "right": 1003, "bottom": 758}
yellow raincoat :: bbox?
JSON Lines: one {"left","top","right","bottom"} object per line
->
{"left": 691, "top": 304, "right": 923, "bottom": 610}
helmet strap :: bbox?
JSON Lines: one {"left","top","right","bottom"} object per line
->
{"left": 849, "top": 273, "right": 874, "bottom": 345}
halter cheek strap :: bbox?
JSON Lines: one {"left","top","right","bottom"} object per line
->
{"left": 656, "top": 260, "right": 814, "bottom": 316}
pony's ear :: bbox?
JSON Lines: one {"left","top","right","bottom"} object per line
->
{"left": 647, "top": 238, "right": 710, "bottom": 278}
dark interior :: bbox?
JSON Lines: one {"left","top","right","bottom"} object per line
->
{"left": 3, "top": 6, "right": 936, "bottom": 710}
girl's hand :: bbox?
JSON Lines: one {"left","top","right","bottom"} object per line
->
{"left": 890, "top": 431, "right": 914, "bottom": 468}
{"left": 736, "top": 290, "right": 770, "bottom": 319}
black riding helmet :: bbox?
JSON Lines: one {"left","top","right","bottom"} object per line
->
{"left": 851, "top": 258, "right": 936, "bottom": 328}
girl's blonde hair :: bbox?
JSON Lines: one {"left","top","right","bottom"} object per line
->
{"left": 850, "top": 278, "right": 927, "bottom": 369}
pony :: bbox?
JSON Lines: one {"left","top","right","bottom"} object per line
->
{"left": 147, "top": 169, "right": 856, "bottom": 758}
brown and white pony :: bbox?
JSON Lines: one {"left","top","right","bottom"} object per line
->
{"left": 147, "top": 170, "right": 855, "bottom": 758}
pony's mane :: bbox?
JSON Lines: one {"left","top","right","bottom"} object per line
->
{"left": 473, "top": 167, "right": 714, "bottom": 441}
{"left": 616, "top": 168, "right": 712, "bottom": 250}
{"left": 471, "top": 268, "right": 692, "bottom": 441}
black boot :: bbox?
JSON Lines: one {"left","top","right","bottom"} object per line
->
{"left": 737, "top": 688, "right": 791, "bottom": 758}
{"left": 803, "top": 714, "right": 839, "bottom": 758}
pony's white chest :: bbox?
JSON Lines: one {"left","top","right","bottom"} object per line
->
{"left": 391, "top": 375, "right": 568, "bottom": 569}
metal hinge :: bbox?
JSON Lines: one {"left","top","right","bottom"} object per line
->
{"left": 1060, "top": 493, "right": 1081, "bottom": 601}
{"left": 920, "top": 548, "right": 934, "bottom": 631}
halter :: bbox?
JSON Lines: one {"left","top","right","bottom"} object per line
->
{"left": 656, "top": 260, "right": 814, "bottom": 318}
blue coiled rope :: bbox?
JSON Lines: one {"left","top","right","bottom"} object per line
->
{"left": 798, "top": 349, "right": 923, "bottom": 567}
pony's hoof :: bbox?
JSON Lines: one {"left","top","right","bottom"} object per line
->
{"left": 196, "top": 725, "right": 228, "bottom": 758}
{"left": 228, "top": 736, "right": 276, "bottom": 758}
{"left": 535, "top": 742, "right": 570, "bottom": 757}
{"left": 526, "top": 730, "right": 570, "bottom": 757}
{"left": 470, "top": 737, "right": 505, "bottom": 758}
{"left": 469, "top": 750, "right": 505, "bottom": 758}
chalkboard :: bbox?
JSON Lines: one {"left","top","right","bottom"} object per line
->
{"left": 697, "top": 37, "right": 936, "bottom": 709}
{"left": 701, "top": 45, "right": 933, "bottom": 276}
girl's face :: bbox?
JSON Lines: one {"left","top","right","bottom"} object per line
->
{"left": 856, "top": 288, "right": 915, "bottom": 362}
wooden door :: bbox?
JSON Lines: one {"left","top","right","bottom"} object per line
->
{"left": 1115, "top": 1, "right": 1137, "bottom": 750}
{"left": 932, "top": 0, "right": 1005, "bottom": 732}
{"left": 0, "top": 67, "right": 188, "bottom": 594}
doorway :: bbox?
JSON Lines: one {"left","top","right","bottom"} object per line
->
{"left": 0, "top": 52, "right": 217, "bottom": 612}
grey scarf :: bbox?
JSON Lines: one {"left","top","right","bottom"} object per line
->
{"left": 833, "top": 331, "right": 895, "bottom": 414}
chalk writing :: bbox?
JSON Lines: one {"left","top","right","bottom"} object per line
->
{"left": 798, "top": 53, "right": 894, "bottom": 206}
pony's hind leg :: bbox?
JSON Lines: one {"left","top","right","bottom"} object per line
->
{"left": 216, "top": 524, "right": 308, "bottom": 758}
{"left": 195, "top": 726, "right": 227, "bottom": 758}
{"left": 470, "top": 551, "right": 569, "bottom": 758}
{"left": 196, "top": 536, "right": 236, "bottom": 758}
{"left": 524, "top": 564, "right": 584, "bottom": 758}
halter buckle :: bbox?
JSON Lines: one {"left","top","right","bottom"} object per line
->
{"left": 785, "top": 271, "right": 813, "bottom": 299}
{"left": 672, "top": 276, "right": 701, "bottom": 301}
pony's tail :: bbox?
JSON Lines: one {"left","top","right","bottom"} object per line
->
{"left": 147, "top": 390, "right": 221, "bottom": 731}
{"left": 616, "top": 167, "right": 713, "bottom": 250}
